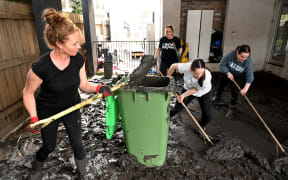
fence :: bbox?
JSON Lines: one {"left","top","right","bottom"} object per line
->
{"left": 94, "top": 41, "right": 159, "bottom": 72}
{"left": 0, "top": 1, "right": 40, "bottom": 139}
{"left": 63, "top": 12, "right": 85, "bottom": 43}
{"left": 0, "top": 2, "right": 88, "bottom": 139}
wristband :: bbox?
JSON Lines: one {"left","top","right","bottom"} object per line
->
{"left": 96, "top": 84, "right": 104, "bottom": 93}
{"left": 30, "top": 116, "right": 39, "bottom": 123}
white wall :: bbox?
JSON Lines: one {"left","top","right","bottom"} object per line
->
{"left": 162, "top": 0, "right": 181, "bottom": 37}
{"left": 155, "top": 0, "right": 162, "bottom": 41}
{"left": 222, "top": 0, "right": 276, "bottom": 72}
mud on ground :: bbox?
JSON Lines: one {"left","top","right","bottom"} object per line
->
{"left": 0, "top": 71, "right": 287, "bottom": 179}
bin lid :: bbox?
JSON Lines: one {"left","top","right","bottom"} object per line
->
{"left": 105, "top": 95, "right": 119, "bottom": 139}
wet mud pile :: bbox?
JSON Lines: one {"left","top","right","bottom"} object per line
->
{"left": 0, "top": 72, "right": 288, "bottom": 179}
{"left": 129, "top": 55, "right": 157, "bottom": 86}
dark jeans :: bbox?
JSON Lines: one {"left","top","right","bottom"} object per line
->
{"left": 215, "top": 74, "right": 245, "bottom": 105}
{"left": 36, "top": 110, "right": 86, "bottom": 161}
{"left": 170, "top": 88, "right": 212, "bottom": 128}
{"left": 160, "top": 62, "right": 180, "bottom": 79}
{"left": 160, "top": 62, "right": 170, "bottom": 76}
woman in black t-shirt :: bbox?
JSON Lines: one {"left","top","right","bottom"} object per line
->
{"left": 154, "top": 25, "right": 182, "bottom": 75}
{"left": 22, "top": 9, "right": 112, "bottom": 180}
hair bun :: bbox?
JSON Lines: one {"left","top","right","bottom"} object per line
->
{"left": 42, "top": 8, "right": 65, "bottom": 25}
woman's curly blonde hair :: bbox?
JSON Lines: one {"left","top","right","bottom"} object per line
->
{"left": 42, "top": 8, "right": 80, "bottom": 49}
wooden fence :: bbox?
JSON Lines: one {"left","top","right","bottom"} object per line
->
{"left": 63, "top": 12, "right": 85, "bottom": 43}
{"left": 0, "top": 1, "right": 40, "bottom": 139}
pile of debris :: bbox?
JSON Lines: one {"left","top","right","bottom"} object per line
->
{"left": 0, "top": 57, "right": 287, "bottom": 179}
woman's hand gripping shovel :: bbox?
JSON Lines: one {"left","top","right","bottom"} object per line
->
{"left": 29, "top": 82, "right": 128, "bottom": 130}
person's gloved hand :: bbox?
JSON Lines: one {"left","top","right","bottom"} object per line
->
{"left": 96, "top": 85, "right": 113, "bottom": 98}
{"left": 26, "top": 117, "right": 40, "bottom": 134}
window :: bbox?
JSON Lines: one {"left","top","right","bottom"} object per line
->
{"left": 269, "top": 4, "right": 288, "bottom": 66}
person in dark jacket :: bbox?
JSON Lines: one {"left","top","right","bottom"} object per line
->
{"left": 154, "top": 25, "right": 182, "bottom": 76}
{"left": 213, "top": 44, "right": 254, "bottom": 105}
{"left": 22, "top": 8, "right": 112, "bottom": 180}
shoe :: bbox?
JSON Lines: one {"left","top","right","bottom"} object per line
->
{"left": 194, "top": 128, "right": 219, "bottom": 145}
{"left": 210, "top": 136, "right": 220, "bottom": 144}
{"left": 225, "top": 104, "right": 236, "bottom": 118}
{"left": 193, "top": 128, "right": 207, "bottom": 140}
{"left": 75, "top": 158, "right": 88, "bottom": 180}
{"left": 230, "top": 98, "right": 238, "bottom": 106}
{"left": 198, "top": 129, "right": 206, "bottom": 140}
{"left": 212, "top": 95, "right": 223, "bottom": 104}
{"left": 27, "top": 159, "right": 43, "bottom": 180}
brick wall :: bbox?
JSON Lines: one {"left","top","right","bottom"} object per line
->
{"left": 180, "top": 0, "right": 227, "bottom": 41}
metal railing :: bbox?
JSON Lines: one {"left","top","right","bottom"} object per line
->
{"left": 94, "top": 41, "right": 159, "bottom": 72}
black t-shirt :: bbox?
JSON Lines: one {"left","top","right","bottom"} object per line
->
{"left": 32, "top": 52, "right": 84, "bottom": 113}
{"left": 158, "top": 36, "right": 181, "bottom": 66}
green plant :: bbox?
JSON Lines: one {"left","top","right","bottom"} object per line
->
{"left": 71, "top": 0, "right": 82, "bottom": 14}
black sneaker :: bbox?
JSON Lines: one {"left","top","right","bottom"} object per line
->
{"left": 230, "top": 98, "right": 238, "bottom": 106}
{"left": 212, "top": 95, "right": 224, "bottom": 105}
{"left": 194, "top": 128, "right": 207, "bottom": 140}
{"left": 225, "top": 104, "right": 236, "bottom": 118}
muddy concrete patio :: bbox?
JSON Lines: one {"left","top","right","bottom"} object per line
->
{"left": 0, "top": 71, "right": 287, "bottom": 180}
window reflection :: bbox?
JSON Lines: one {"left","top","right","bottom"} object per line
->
{"left": 270, "top": 5, "right": 288, "bottom": 66}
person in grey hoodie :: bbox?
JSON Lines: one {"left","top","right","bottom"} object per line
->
{"left": 213, "top": 44, "right": 254, "bottom": 105}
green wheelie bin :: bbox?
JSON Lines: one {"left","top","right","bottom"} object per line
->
{"left": 116, "top": 76, "right": 174, "bottom": 166}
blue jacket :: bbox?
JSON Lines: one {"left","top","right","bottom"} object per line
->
{"left": 219, "top": 50, "right": 254, "bottom": 84}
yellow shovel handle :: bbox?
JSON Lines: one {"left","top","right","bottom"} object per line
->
{"left": 30, "top": 82, "right": 128, "bottom": 129}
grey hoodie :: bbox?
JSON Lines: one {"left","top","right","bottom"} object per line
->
{"left": 219, "top": 50, "right": 254, "bottom": 84}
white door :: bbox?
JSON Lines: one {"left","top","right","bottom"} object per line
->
{"left": 186, "top": 10, "right": 201, "bottom": 61}
{"left": 186, "top": 10, "right": 213, "bottom": 62}
{"left": 198, "top": 10, "right": 213, "bottom": 61}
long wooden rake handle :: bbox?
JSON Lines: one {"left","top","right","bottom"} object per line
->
{"left": 175, "top": 93, "right": 213, "bottom": 145}
{"left": 232, "top": 79, "right": 285, "bottom": 152}
{"left": 30, "top": 82, "right": 128, "bottom": 130}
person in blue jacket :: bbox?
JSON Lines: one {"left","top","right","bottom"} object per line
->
{"left": 213, "top": 44, "right": 254, "bottom": 105}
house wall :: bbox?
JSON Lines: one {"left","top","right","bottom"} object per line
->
{"left": 222, "top": 0, "right": 277, "bottom": 72}
{"left": 162, "top": 0, "right": 181, "bottom": 37}
{"left": 180, "top": 0, "right": 227, "bottom": 41}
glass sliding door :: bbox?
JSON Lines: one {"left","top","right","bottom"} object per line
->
{"left": 269, "top": 2, "right": 288, "bottom": 66}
